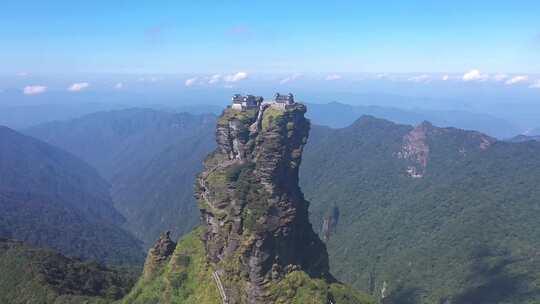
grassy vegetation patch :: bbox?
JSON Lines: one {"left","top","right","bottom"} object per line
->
{"left": 262, "top": 107, "right": 285, "bottom": 131}
{"left": 219, "top": 108, "right": 257, "bottom": 126}
{"left": 122, "top": 227, "right": 221, "bottom": 304}
{"left": 227, "top": 163, "right": 270, "bottom": 232}
{"left": 268, "top": 271, "right": 375, "bottom": 304}
{"left": 0, "top": 239, "right": 136, "bottom": 304}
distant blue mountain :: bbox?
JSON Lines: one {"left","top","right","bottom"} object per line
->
{"left": 306, "top": 102, "right": 519, "bottom": 138}
{"left": 0, "top": 102, "right": 222, "bottom": 130}
{"left": 0, "top": 126, "right": 144, "bottom": 264}
{"left": 26, "top": 109, "right": 217, "bottom": 247}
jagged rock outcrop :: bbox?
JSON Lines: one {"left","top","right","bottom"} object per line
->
{"left": 123, "top": 102, "right": 374, "bottom": 304}
{"left": 150, "top": 231, "right": 176, "bottom": 260}
{"left": 197, "top": 104, "right": 336, "bottom": 303}
{"left": 141, "top": 231, "right": 176, "bottom": 280}
{"left": 398, "top": 121, "right": 496, "bottom": 178}
{"left": 398, "top": 121, "right": 432, "bottom": 178}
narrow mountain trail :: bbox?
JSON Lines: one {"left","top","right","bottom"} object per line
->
{"left": 212, "top": 271, "right": 228, "bottom": 304}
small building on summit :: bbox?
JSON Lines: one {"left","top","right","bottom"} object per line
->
{"left": 230, "top": 93, "right": 296, "bottom": 110}
{"left": 273, "top": 93, "right": 295, "bottom": 105}
{"left": 267, "top": 93, "right": 295, "bottom": 109}
{"left": 231, "top": 94, "right": 262, "bottom": 110}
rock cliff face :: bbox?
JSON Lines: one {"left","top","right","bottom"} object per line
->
{"left": 397, "top": 121, "right": 496, "bottom": 178}
{"left": 123, "top": 103, "right": 373, "bottom": 304}
{"left": 398, "top": 121, "right": 433, "bottom": 178}
{"left": 141, "top": 231, "right": 176, "bottom": 281}
{"left": 197, "top": 104, "right": 332, "bottom": 302}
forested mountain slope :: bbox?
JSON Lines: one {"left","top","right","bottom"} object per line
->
{"left": 0, "top": 238, "right": 136, "bottom": 304}
{"left": 0, "top": 126, "right": 144, "bottom": 264}
{"left": 300, "top": 116, "right": 540, "bottom": 304}
{"left": 26, "top": 109, "right": 216, "bottom": 246}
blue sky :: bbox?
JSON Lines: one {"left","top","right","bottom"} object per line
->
{"left": 1, "top": 0, "right": 539, "bottom": 74}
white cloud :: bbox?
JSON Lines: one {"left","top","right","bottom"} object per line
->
{"left": 493, "top": 73, "right": 508, "bottom": 82}
{"left": 67, "top": 82, "right": 89, "bottom": 92}
{"left": 462, "top": 69, "right": 489, "bottom": 81}
{"left": 23, "top": 85, "right": 47, "bottom": 95}
{"left": 528, "top": 80, "right": 540, "bottom": 89}
{"left": 408, "top": 74, "right": 430, "bottom": 82}
{"left": 279, "top": 73, "right": 302, "bottom": 84}
{"left": 442, "top": 75, "right": 449, "bottom": 81}
{"left": 114, "top": 82, "right": 124, "bottom": 89}
{"left": 506, "top": 75, "right": 528, "bottom": 85}
{"left": 137, "top": 76, "right": 159, "bottom": 82}
{"left": 224, "top": 84, "right": 234, "bottom": 89}
{"left": 16, "top": 72, "right": 29, "bottom": 77}
{"left": 184, "top": 77, "right": 198, "bottom": 87}
{"left": 208, "top": 74, "right": 222, "bottom": 84}
{"left": 224, "top": 72, "right": 248, "bottom": 82}
{"left": 326, "top": 74, "right": 342, "bottom": 81}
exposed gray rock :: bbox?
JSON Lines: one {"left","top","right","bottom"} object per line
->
{"left": 196, "top": 103, "right": 332, "bottom": 303}
{"left": 150, "top": 231, "right": 176, "bottom": 260}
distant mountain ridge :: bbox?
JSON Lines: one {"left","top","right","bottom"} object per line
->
{"left": 26, "top": 108, "right": 217, "bottom": 247}
{"left": 506, "top": 134, "right": 540, "bottom": 143}
{"left": 26, "top": 108, "right": 215, "bottom": 179}
{"left": 1, "top": 99, "right": 520, "bottom": 140}
{"left": 0, "top": 102, "right": 222, "bottom": 130}
{"left": 0, "top": 126, "right": 144, "bottom": 264}
{"left": 306, "top": 102, "right": 520, "bottom": 138}
{"left": 0, "top": 126, "right": 121, "bottom": 222}
{"left": 529, "top": 127, "right": 540, "bottom": 136}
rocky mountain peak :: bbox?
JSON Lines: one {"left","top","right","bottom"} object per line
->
{"left": 121, "top": 102, "right": 375, "bottom": 303}
{"left": 196, "top": 102, "right": 332, "bottom": 302}
{"left": 150, "top": 230, "right": 176, "bottom": 259}
{"left": 397, "top": 121, "right": 497, "bottom": 178}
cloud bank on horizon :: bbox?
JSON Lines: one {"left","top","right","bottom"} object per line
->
{"left": 184, "top": 72, "right": 249, "bottom": 87}
{"left": 8, "top": 69, "right": 540, "bottom": 97}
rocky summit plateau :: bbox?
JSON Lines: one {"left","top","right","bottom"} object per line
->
{"left": 123, "top": 96, "right": 373, "bottom": 304}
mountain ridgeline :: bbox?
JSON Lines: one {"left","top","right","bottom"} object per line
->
{"left": 124, "top": 102, "right": 373, "bottom": 303}
{"left": 26, "top": 109, "right": 216, "bottom": 247}
{"left": 301, "top": 116, "right": 540, "bottom": 304}
{"left": 507, "top": 134, "right": 540, "bottom": 143}
{"left": 0, "top": 126, "right": 144, "bottom": 265}
{"left": 305, "top": 102, "right": 519, "bottom": 139}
